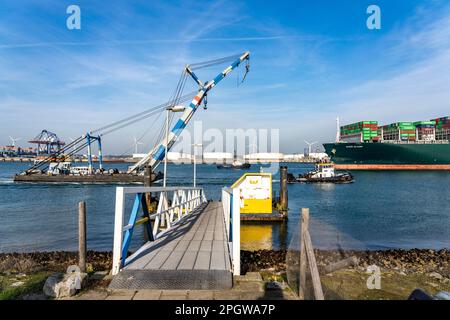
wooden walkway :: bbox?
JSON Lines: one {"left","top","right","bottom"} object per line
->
{"left": 109, "top": 201, "right": 233, "bottom": 290}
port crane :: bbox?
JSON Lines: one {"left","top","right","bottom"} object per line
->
{"left": 22, "top": 52, "right": 250, "bottom": 177}
{"left": 128, "top": 51, "right": 250, "bottom": 173}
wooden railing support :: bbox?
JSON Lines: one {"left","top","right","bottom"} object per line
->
{"left": 299, "top": 208, "right": 324, "bottom": 300}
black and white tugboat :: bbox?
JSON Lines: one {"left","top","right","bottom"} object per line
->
{"left": 288, "top": 162, "right": 353, "bottom": 184}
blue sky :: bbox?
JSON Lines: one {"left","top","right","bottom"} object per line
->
{"left": 1, "top": 0, "right": 450, "bottom": 154}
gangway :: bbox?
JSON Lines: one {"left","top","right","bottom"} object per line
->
{"left": 110, "top": 187, "right": 240, "bottom": 290}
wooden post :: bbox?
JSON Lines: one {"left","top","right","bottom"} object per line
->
{"left": 299, "top": 208, "right": 309, "bottom": 299}
{"left": 144, "top": 165, "right": 152, "bottom": 208}
{"left": 279, "top": 166, "right": 288, "bottom": 212}
{"left": 78, "top": 201, "right": 87, "bottom": 273}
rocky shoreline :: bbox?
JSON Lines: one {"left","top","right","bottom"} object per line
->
{"left": 241, "top": 248, "right": 450, "bottom": 275}
{"left": 1, "top": 248, "right": 448, "bottom": 276}
{"left": 1, "top": 249, "right": 449, "bottom": 300}
{"left": 0, "top": 251, "right": 113, "bottom": 274}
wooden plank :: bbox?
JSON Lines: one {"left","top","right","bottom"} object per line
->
{"left": 212, "top": 240, "right": 225, "bottom": 252}
{"left": 186, "top": 240, "right": 201, "bottom": 251}
{"left": 144, "top": 250, "right": 172, "bottom": 269}
{"left": 177, "top": 251, "right": 198, "bottom": 270}
{"left": 199, "top": 240, "right": 212, "bottom": 251}
{"left": 304, "top": 230, "right": 324, "bottom": 300}
{"left": 126, "top": 245, "right": 163, "bottom": 270}
{"left": 173, "top": 240, "right": 190, "bottom": 252}
{"left": 194, "top": 251, "right": 211, "bottom": 270}
{"left": 203, "top": 231, "right": 214, "bottom": 241}
{"left": 210, "top": 250, "right": 226, "bottom": 270}
{"left": 160, "top": 251, "right": 185, "bottom": 270}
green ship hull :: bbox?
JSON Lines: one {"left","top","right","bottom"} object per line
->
{"left": 323, "top": 142, "right": 450, "bottom": 170}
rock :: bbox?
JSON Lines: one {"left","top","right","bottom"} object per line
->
{"left": 425, "top": 282, "right": 439, "bottom": 288}
{"left": 43, "top": 273, "right": 65, "bottom": 298}
{"left": 20, "top": 293, "right": 48, "bottom": 300}
{"left": 428, "top": 272, "right": 443, "bottom": 280}
{"left": 43, "top": 270, "right": 88, "bottom": 299}
{"left": 11, "top": 281, "right": 25, "bottom": 287}
{"left": 434, "top": 291, "right": 450, "bottom": 300}
{"left": 90, "top": 270, "right": 109, "bottom": 281}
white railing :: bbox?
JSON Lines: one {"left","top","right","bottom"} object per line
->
{"left": 112, "top": 186, "right": 207, "bottom": 275}
{"left": 221, "top": 187, "right": 241, "bottom": 275}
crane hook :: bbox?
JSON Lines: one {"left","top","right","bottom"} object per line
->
{"left": 203, "top": 94, "right": 208, "bottom": 110}
{"left": 241, "top": 62, "right": 250, "bottom": 84}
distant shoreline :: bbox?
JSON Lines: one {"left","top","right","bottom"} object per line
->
{"left": 0, "top": 158, "right": 317, "bottom": 164}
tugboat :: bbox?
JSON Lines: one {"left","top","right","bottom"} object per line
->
{"left": 288, "top": 162, "right": 353, "bottom": 184}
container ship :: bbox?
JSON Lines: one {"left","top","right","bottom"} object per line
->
{"left": 323, "top": 116, "right": 450, "bottom": 170}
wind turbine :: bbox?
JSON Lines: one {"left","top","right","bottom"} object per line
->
{"left": 133, "top": 136, "right": 144, "bottom": 154}
{"left": 304, "top": 140, "right": 318, "bottom": 155}
{"left": 9, "top": 136, "right": 21, "bottom": 147}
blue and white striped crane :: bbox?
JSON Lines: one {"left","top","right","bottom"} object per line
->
{"left": 128, "top": 51, "right": 250, "bottom": 173}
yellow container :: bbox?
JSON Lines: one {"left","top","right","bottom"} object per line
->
{"left": 231, "top": 173, "right": 272, "bottom": 214}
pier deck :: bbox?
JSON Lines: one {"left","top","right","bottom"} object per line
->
{"left": 109, "top": 201, "right": 232, "bottom": 290}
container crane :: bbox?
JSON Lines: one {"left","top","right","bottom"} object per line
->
{"left": 17, "top": 51, "right": 250, "bottom": 183}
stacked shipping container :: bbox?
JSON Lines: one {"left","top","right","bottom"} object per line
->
{"left": 414, "top": 121, "right": 435, "bottom": 141}
{"left": 433, "top": 117, "right": 450, "bottom": 141}
{"left": 381, "top": 122, "right": 416, "bottom": 142}
{"left": 340, "top": 121, "right": 378, "bottom": 143}
{"left": 339, "top": 117, "right": 450, "bottom": 143}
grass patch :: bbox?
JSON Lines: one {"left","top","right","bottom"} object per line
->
{"left": 0, "top": 272, "right": 49, "bottom": 300}
{"left": 320, "top": 269, "right": 450, "bottom": 300}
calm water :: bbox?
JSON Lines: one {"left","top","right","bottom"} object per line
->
{"left": 0, "top": 162, "right": 449, "bottom": 252}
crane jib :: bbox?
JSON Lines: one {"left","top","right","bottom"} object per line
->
{"left": 128, "top": 51, "right": 250, "bottom": 173}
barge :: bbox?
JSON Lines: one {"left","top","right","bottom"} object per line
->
{"left": 14, "top": 161, "right": 163, "bottom": 184}
{"left": 13, "top": 171, "right": 163, "bottom": 184}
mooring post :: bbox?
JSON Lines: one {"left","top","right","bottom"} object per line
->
{"left": 78, "top": 201, "right": 87, "bottom": 273}
{"left": 279, "top": 166, "right": 288, "bottom": 212}
{"left": 144, "top": 165, "right": 152, "bottom": 206}
{"left": 299, "top": 208, "right": 309, "bottom": 299}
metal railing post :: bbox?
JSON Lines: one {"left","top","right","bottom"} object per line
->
{"left": 232, "top": 188, "right": 241, "bottom": 275}
{"left": 112, "top": 187, "right": 125, "bottom": 275}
